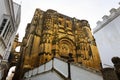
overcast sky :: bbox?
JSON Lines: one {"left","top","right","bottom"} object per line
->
{"left": 13, "top": 0, "right": 120, "bottom": 41}
{"left": 12, "top": 0, "right": 120, "bottom": 68}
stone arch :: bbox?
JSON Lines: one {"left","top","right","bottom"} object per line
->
{"left": 58, "top": 37, "right": 76, "bottom": 59}
{"left": 58, "top": 37, "right": 75, "bottom": 46}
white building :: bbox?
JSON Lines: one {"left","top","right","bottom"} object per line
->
{"left": 24, "top": 58, "right": 103, "bottom": 80}
{"left": 0, "top": 0, "right": 21, "bottom": 61}
{"left": 93, "top": 4, "right": 120, "bottom": 68}
{"left": 0, "top": 0, "right": 21, "bottom": 79}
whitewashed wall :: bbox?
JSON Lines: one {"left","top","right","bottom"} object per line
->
{"left": 93, "top": 7, "right": 120, "bottom": 67}
{"left": 26, "top": 71, "right": 64, "bottom": 80}
{"left": 0, "top": 40, "right": 6, "bottom": 57}
{"left": 24, "top": 60, "right": 53, "bottom": 78}
{"left": 54, "top": 58, "right": 68, "bottom": 77}
{"left": 71, "top": 64, "right": 102, "bottom": 80}
{"left": 0, "top": 0, "right": 9, "bottom": 57}
{"left": 24, "top": 58, "right": 103, "bottom": 80}
{"left": 0, "top": 0, "right": 8, "bottom": 20}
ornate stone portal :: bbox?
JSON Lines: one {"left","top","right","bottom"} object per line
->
{"left": 13, "top": 8, "right": 102, "bottom": 80}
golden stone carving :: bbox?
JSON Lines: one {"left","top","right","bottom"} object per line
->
{"left": 16, "top": 9, "right": 102, "bottom": 75}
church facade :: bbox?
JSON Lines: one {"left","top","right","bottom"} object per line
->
{"left": 20, "top": 8, "right": 101, "bottom": 71}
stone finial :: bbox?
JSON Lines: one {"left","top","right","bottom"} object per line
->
{"left": 110, "top": 8, "right": 117, "bottom": 14}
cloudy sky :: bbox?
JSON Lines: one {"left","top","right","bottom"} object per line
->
{"left": 12, "top": 0, "right": 120, "bottom": 68}
{"left": 13, "top": 0, "right": 119, "bottom": 41}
